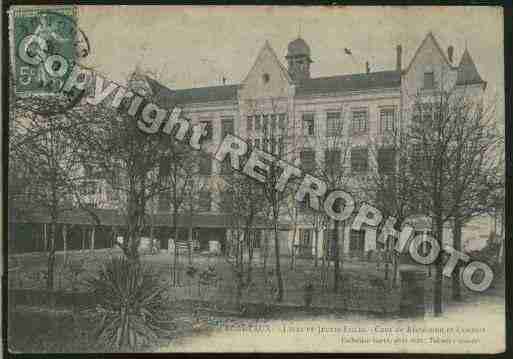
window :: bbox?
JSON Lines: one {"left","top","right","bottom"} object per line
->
{"left": 83, "top": 163, "right": 101, "bottom": 179}
{"left": 221, "top": 117, "right": 234, "bottom": 138}
{"left": 247, "top": 116, "right": 253, "bottom": 133}
{"left": 380, "top": 108, "right": 395, "bottom": 133}
{"left": 422, "top": 103, "right": 433, "bottom": 122}
{"left": 220, "top": 191, "right": 233, "bottom": 212}
{"left": 83, "top": 164, "right": 93, "bottom": 178}
{"left": 352, "top": 109, "right": 368, "bottom": 134}
{"left": 378, "top": 148, "right": 396, "bottom": 174}
{"left": 262, "top": 115, "right": 269, "bottom": 136}
{"left": 271, "top": 138, "right": 277, "bottom": 155}
{"left": 201, "top": 121, "right": 213, "bottom": 141}
{"left": 198, "top": 191, "right": 211, "bottom": 212}
{"left": 278, "top": 137, "right": 285, "bottom": 156}
{"left": 254, "top": 115, "right": 261, "bottom": 131}
{"left": 251, "top": 230, "right": 262, "bottom": 249}
{"left": 278, "top": 113, "right": 287, "bottom": 132}
{"left": 263, "top": 138, "right": 270, "bottom": 152}
{"left": 81, "top": 180, "right": 97, "bottom": 196}
{"left": 324, "top": 229, "right": 337, "bottom": 258}
{"left": 262, "top": 73, "right": 270, "bottom": 84}
{"left": 325, "top": 149, "right": 341, "bottom": 169}
{"left": 302, "top": 113, "right": 315, "bottom": 136}
{"left": 326, "top": 111, "right": 342, "bottom": 137}
{"left": 411, "top": 143, "right": 430, "bottom": 169}
{"left": 351, "top": 148, "right": 368, "bottom": 173}
{"left": 300, "top": 149, "right": 316, "bottom": 173}
{"left": 254, "top": 138, "right": 261, "bottom": 150}
{"left": 424, "top": 72, "right": 435, "bottom": 89}
{"left": 158, "top": 191, "right": 170, "bottom": 212}
{"left": 270, "top": 114, "right": 277, "bottom": 135}
{"left": 221, "top": 159, "right": 232, "bottom": 175}
{"left": 297, "top": 197, "right": 310, "bottom": 212}
{"left": 199, "top": 154, "right": 212, "bottom": 175}
{"left": 298, "top": 229, "right": 313, "bottom": 257}
{"left": 349, "top": 229, "right": 365, "bottom": 253}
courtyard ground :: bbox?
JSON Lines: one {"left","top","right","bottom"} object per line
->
{"left": 7, "top": 248, "right": 505, "bottom": 352}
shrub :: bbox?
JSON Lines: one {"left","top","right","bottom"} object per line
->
{"left": 86, "top": 256, "right": 167, "bottom": 350}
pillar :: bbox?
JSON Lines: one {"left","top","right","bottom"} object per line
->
{"left": 43, "top": 223, "right": 48, "bottom": 252}
{"left": 317, "top": 230, "right": 324, "bottom": 259}
{"left": 364, "top": 227, "right": 377, "bottom": 252}
{"left": 342, "top": 224, "right": 350, "bottom": 254}
{"left": 62, "top": 224, "right": 68, "bottom": 264}
{"left": 81, "top": 226, "right": 86, "bottom": 251}
{"left": 90, "top": 226, "right": 95, "bottom": 252}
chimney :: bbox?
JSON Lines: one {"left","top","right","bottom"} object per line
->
{"left": 447, "top": 46, "right": 454, "bottom": 64}
{"left": 365, "top": 61, "right": 370, "bottom": 74}
{"left": 396, "top": 45, "right": 402, "bottom": 71}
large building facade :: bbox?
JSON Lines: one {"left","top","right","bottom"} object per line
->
{"left": 10, "top": 32, "right": 492, "bottom": 257}
{"left": 142, "top": 32, "right": 488, "bottom": 259}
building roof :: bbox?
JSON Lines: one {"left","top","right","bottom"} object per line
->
{"left": 456, "top": 49, "right": 486, "bottom": 86}
{"left": 147, "top": 70, "right": 401, "bottom": 105}
{"left": 287, "top": 37, "right": 311, "bottom": 57}
{"left": 295, "top": 70, "right": 401, "bottom": 96}
{"left": 146, "top": 76, "right": 239, "bottom": 107}
{"left": 9, "top": 207, "right": 288, "bottom": 229}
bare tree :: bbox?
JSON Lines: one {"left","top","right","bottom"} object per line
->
{"left": 216, "top": 170, "right": 265, "bottom": 308}
{"left": 407, "top": 84, "right": 497, "bottom": 315}
{"left": 310, "top": 109, "right": 352, "bottom": 293}
{"left": 9, "top": 93, "right": 99, "bottom": 290}
{"left": 444, "top": 96, "right": 500, "bottom": 300}
{"left": 362, "top": 125, "right": 420, "bottom": 286}
{"left": 67, "top": 70, "right": 193, "bottom": 267}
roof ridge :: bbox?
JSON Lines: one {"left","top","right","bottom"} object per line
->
{"left": 307, "top": 69, "right": 400, "bottom": 81}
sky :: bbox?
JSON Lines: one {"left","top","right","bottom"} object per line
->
{"left": 78, "top": 6, "right": 504, "bottom": 121}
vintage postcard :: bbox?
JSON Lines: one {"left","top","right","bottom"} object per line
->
{"left": 6, "top": 5, "right": 505, "bottom": 354}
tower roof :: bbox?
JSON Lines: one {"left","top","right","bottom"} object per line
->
{"left": 287, "top": 37, "right": 311, "bottom": 58}
{"left": 456, "top": 49, "right": 485, "bottom": 86}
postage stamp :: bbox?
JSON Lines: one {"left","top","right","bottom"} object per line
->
{"left": 9, "top": 6, "right": 78, "bottom": 96}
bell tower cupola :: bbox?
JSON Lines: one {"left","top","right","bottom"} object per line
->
{"left": 286, "top": 37, "right": 312, "bottom": 82}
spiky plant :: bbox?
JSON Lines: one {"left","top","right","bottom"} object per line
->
{"left": 86, "top": 256, "right": 167, "bottom": 350}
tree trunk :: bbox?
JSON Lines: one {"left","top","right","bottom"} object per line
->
{"left": 333, "top": 220, "right": 340, "bottom": 292}
{"left": 290, "top": 224, "right": 297, "bottom": 270}
{"left": 43, "top": 223, "right": 48, "bottom": 252}
{"left": 236, "top": 228, "right": 244, "bottom": 309}
{"left": 173, "top": 224, "right": 179, "bottom": 286}
{"left": 263, "top": 230, "right": 269, "bottom": 283}
{"left": 452, "top": 216, "right": 463, "bottom": 301}
{"left": 62, "top": 224, "right": 67, "bottom": 265}
{"left": 247, "top": 229, "right": 254, "bottom": 284}
{"left": 314, "top": 227, "right": 319, "bottom": 267}
{"left": 433, "top": 213, "right": 444, "bottom": 316}
{"left": 273, "top": 213, "right": 284, "bottom": 302}
{"left": 46, "top": 220, "right": 57, "bottom": 291}
{"left": 81, "top": 226, "right": 86, "bottom": 251}
{"left": 90, "top": 226, "right": 95, "bottom": 252}
{"left": 188, "top": 225, "right": 193, "bottom": 265}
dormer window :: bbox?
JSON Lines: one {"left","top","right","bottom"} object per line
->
{"left": 424, "top": 72, "right": 435, "bottom": 89}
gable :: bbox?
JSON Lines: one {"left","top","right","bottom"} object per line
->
{"left": 239, "top": 41, "right": 293, "bottom": 100}
{"left": 403, "top": 33, "right": 456, "bottom": 93}
{"left": 404, "top": 32, "right": 453, "bottom": 74}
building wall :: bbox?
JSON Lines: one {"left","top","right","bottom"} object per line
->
{"left": 76, "top": 34, "right": 489, "bottom": 259}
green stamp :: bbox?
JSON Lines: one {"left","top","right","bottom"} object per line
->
{"left": 10, "top": 6, "right": 78, "bottom": 96}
